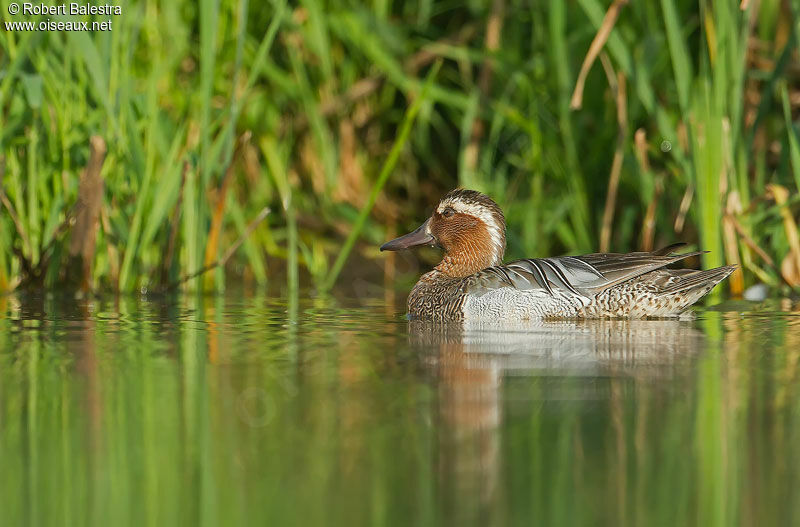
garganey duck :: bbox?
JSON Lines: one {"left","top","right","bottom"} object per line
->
{"left": 381, "top": 189, "right": 734, "bottom": 321}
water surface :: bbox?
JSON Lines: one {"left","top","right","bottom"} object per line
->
{"left": 1, "top": 293, "right": 799, "bottom": 526}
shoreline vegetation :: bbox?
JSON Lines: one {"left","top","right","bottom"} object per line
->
{"left": 1, "top": 0, "right": 800, "bottom": 298}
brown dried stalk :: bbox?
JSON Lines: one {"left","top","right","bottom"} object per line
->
{"left": 599, "top": 53, "right": 627, "bottom": 252}
{"left": 634, "top": 129, "right": 661, "bottom": 251}
{"left": 727, "top": 214, "right": 774, "bottom": 267}
{"left": 570, "top": 0, "right": 629, "bottom": 110}
{"left": 674, "top": 184, "right": 694, "bottom": 234}
{"left": 768, "top": 184, "right": 800, "bottom": 286}
{"left": 722, "top": 191, "right": 744, "bottom": 295}
{"left": 66, "top": 135, "right": 107, "bottom": 291}
{"left": 202, "top": 132, "right": 252, "bottom": 288}
{"left": 463, "top": 0, "right": 505, "bottom": 176}
{"left": 168, "top": 207, "right": 270, "bottom": 290}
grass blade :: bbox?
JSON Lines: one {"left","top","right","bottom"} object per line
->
{"left": 322, "top": 62, "right": 442, "bottom": 292}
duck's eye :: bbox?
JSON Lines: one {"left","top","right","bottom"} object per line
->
{"left": 442, "top": 207, "right": 455, "bottom": 218}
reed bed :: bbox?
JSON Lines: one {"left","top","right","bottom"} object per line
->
{"left": 0, "top": 0, "right": 799, "bottom": 297}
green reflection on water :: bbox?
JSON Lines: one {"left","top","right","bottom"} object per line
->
{"left": 1, "top": 294, "right": 799, "bottom": 526}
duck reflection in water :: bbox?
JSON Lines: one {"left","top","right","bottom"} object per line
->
{"left": 409, "top": 318, "right": 704, "bottom": 523}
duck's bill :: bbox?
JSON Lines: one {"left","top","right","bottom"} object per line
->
{"left": 380, "top": 219, "right": 436, "bottom": 251}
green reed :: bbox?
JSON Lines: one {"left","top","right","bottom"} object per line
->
{"left": 0, "top": 0, "right": 798, "bottom": 295}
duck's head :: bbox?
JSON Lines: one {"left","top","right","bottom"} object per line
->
{"left": 380, "top": 189, "right": 506, "bottom": 278}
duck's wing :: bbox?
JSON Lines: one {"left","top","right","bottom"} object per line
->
{"left": 469, "top": 247, "right": 704, "bottom": 298}
{"left": 573, "top": 250, "right": 704, "bottom": 292}
{"left": 471, "top": 257, "right": 607, "bottom": 297}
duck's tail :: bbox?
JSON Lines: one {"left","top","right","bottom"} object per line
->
{"left": 660, "top": 265, "right": 736, "bottom": 294}
{"left": 584, "top": 264, "right": 736, "bottom": 318}
{"left": 648, "top": 265, "right": 737, "bottom": 316}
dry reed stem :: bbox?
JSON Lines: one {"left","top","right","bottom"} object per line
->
{"left": 722, "top": 191, "right": 744, "bottom": 295}
{"left": 67, "top": 135, "right": 107, "bottom": 291}
{"left": 169, "top": 207, "right": 270, "bottom": 289}
{"left": 634, "top": 129, "right": 660, "bottom": 251}
{"left": 335, "top": 119, "right": 364, "bottom": 206}
{"left": 203, "top": 132, "right": 252, "bottom": 288}
{"left": 570, "top": 0, "right": 629, "bottom": 110}
{"left": 674, "top": 184, "right": 694, "bottom": 234}
{"left": 728, "top": 214, "right": 774, "bottom": 267}
{"left": 463, "top": 0, "right": 504, "bottom": 175}
{"left": 703, "top": 6, "right": 718, "bottom": 66}
{"left": 634, "top": 128, "right": 650, "bottom": 173}
{"left": 599, "top": 54, "right": 627, "bottom": 252}
{"left": 768, "top": 184, "right": 800, "bottom": 286}
{"left": 640, "top": 179, "right": 663, "bottom": 252}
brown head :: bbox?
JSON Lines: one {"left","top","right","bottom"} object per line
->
{"left": 380, "top": 189, "right": 506, "bottom": 277}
